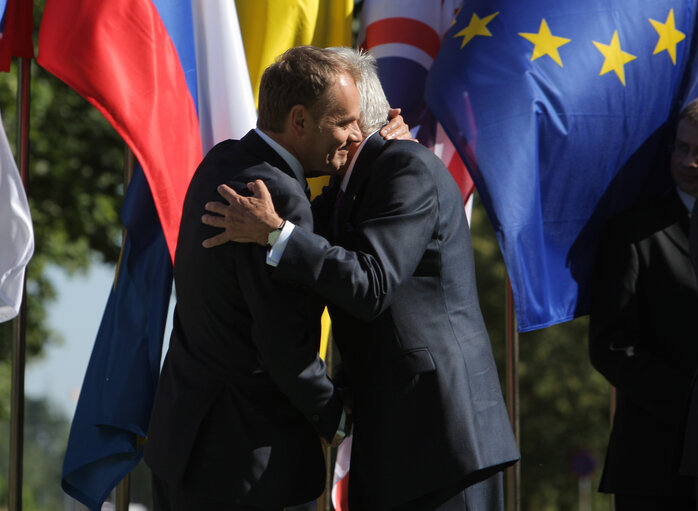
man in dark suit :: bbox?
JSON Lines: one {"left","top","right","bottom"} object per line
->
{"left": 144, "top": 46, "right": 364, "bottom": 511}
{"left": 678, "top": 100, "right": 698, "bottom": 509}
{"left": 202, "top": 48, "right": 519, "bottom": 511}
{"left": 589, "top": 99, "right": 698, "bottom": 510}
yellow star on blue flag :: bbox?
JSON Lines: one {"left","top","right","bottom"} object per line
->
{"left": 650, "top": 8, "right": 686, "bottom": 64}
{"left": 426, "top": 0, "right": 698, "bottom": 331}
{"left": 453, "top": 11, "right": 499, "bottom": 48}
{"left": 519, "top": 18, "right": 571, "bottom": 67}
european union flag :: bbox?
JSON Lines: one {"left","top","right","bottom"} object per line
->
{"left": 62, "top": 167, "right": 172, "bottom": 510}
{"left": 426, "top": 0, "right": 698, "bottom": 331}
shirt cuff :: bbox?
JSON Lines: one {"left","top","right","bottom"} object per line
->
{"left": 266, "top": 220, "right": 295, "bottom": 267}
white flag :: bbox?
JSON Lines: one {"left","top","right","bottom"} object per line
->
{"left": 192, "top": 0, "right": 257, "bottom": 153}
{"left": 0, "top": 109, "right": 33, "bottom": 322}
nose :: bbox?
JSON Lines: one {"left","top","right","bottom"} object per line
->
{"left": 682, "top": 152, "right": 698, "bottom": 167}
{"left": 348, "top": 120, "right": 362, "bottom": 144}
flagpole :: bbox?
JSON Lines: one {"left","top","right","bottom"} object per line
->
{"left": 9, "top": 55, "right": 31, "bottom": 511}
{"left": 505, "top": 276, "right": 520, "bottom": 511}
{"left": 115, "top": 145, "right": 136, "bottom": 511}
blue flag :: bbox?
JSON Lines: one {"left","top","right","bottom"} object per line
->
{"left": 61, "top": 166, "right": 172, "bottom": 510}
{"left": 425, "top": 0, "right": 698, "bottom": 331}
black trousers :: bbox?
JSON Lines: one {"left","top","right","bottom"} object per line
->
{"left": 151, "top": 471, "right": 283, "bottom": 511}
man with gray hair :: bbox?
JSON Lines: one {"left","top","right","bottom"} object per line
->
{"left": 202, "top": 48, "right": 519, "bottom": 511}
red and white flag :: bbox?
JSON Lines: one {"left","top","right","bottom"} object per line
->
{"left": 331, "top": 434, "right": 353, "bottom": 511}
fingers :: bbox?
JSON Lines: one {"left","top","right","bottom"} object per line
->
{"left": 216, "top": 183, "right": 240, "bottom": 203}
{"left": 204, "top": 201, "right": 228, "bottom": 215}
{"left": 201, "top": 213, "right": 227, "bottom": 228}
{"left": 388, "top": 107, "right": 402, "bottom": 118}
{"left": 381, "top": 111, "right": 411, "bottom": 141}
{"left": 201, "top": 232, "right": 229, "bottom": 248}
{"left": 248, "top": 179, "right": 273, "bottom": 204}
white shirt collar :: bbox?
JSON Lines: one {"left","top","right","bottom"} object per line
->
{"left": 676, "top": 186, "right": 696, "bottom": 215}
{"left": 340, "top": 130, "right": 378, "bottom": 191}
{"left": 254, "top": 128, "right": 305, "bottom": 183}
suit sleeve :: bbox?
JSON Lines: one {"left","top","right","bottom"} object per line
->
{"left": 236, "top": 176, "right": 342, "bottom": 440}
{"left": 273, "top": 150, "right": 438, "bottom": 320}
{"left": 589, "top": 222, "right": 692, "bottom": 419}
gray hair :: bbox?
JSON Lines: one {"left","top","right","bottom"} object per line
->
{"left": 329, "top": 47, "right": 391, "bottom": 136}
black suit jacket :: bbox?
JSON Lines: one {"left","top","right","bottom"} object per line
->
{"left": 589, "top": 189, "right": 698, "bottom": 497}
{"left": 275, "top": 134, "right": 519, "bottom": 510}
{"left": 144, "top": 130, "right": 342, "bottom": 507}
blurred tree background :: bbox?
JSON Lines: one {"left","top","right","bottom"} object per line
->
{"left": 0, "top": 1, "right": 615, "bottom": 510}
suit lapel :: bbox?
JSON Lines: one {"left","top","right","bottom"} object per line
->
{"left": 334, "top": 132, "right": 386, "bottom": 239}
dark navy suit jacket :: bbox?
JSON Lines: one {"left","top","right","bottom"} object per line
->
{"left": 144, "top": 130, "right": 342, "bottom": 508}
{"left": 590, "top": 189, "right": 698, "bottom": 498}
{"left": 274, "top": 133, "right": 519, "bottom": 510}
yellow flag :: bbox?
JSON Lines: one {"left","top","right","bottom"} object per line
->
{"left": 236, "top": 0, "right": 353, "bottom": 358}
{"left": 235, "top": 0, "right": 353, "bottom": 106}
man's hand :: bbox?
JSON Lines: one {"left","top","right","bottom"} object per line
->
{"left": 201, "top": 180, "right": 283, "bottom": 248}
{"left": 380, "top": 108, "right": 416, "bottom": 142}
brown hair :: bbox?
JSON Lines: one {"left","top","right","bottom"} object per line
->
{"left": 679, "top": 98, "right": 698, "bottom": 126}
{"left": 257, "top": 46, "right": 360, "bottom": 132}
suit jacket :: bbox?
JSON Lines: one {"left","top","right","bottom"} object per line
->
{"left": 144, "top": 130, "right": 342, "bottom": 508}
{"left": 275, "top": 133, "right": 519, "bottom": 510}
{"left": 589, "top": 189, "right": 698, "bottom": 497}
{"left": 689, "top": 201, "right": 698, "bottom": 275}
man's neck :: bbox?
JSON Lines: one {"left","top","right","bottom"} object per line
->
{"left": 255, "top": 128, "right": 305, "bottom": 183}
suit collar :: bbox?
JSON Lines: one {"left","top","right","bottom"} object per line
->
{"left": 331, "top": 132, "right": 386, "bottom": 241}
{"left": 343, "top": 131, "right": 386, "bottom": 199}
{"left": 340, "top": 130, "right": 379, "bottom": 191}
{"left": 254, "top": 128, "right": 305, "bottom": 184}
{"left": 240, "top": 130, "right": 304, "bottom": 187}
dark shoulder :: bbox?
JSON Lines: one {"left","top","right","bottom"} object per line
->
{"left": 185, "top": 140, "right": 312, "bottom": 229}
{"left": 371, "top": 139, "right": 440, "bottom": 172}
{"left": 381, "top": 139, "right": 435, "bottom": 161}
{"left": 603, "top": 190, "right": 683, "bottom": 244}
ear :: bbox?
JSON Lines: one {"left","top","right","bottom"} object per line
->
{"left": 289, "top": 104, "right": 307, "bottom": 137}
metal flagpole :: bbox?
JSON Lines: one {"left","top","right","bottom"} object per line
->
{"left": 9, "top": 55, "right": 31, "bottom": 511}
{"left": 505, "top": 276, "right": 520, "bottom": 511}
{"left": 115, "top": 146, "right": 136, "bottom": 511}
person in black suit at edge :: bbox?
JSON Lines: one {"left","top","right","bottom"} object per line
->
{"left": 145, "top": 46, "right": 379, "bottom": 511}
{"left": 677, "top": 99, "right": 698, "bottom": 510}
{"left": 588, "top": 98, "right": 698, "bottom": 510}
{"left": 201, "top": 47, "right": 520, "bottom": 511}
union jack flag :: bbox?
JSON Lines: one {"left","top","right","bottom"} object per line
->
{"left": 358, "top": 0, "right": 474, "bottom": 201}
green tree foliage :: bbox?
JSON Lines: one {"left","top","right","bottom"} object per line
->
{"left": 0, "top": 0, "right": 124, "bottom": 380}
{"left": 0, "top": 397, "right": 70, "bottom": 511}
